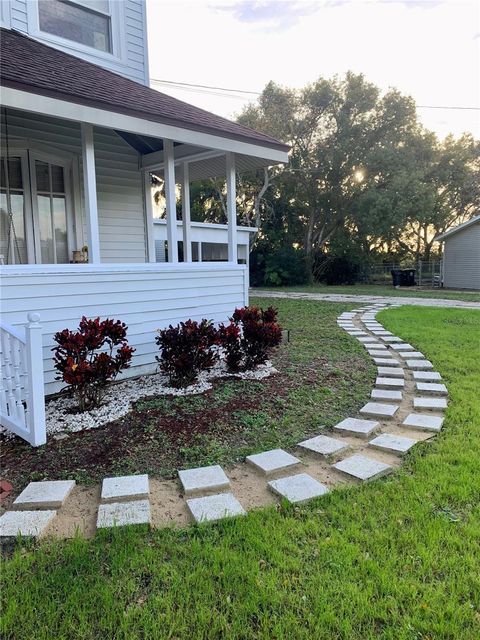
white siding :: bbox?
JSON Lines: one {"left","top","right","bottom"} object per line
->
{"left": 1, "top": 264, "right": 248, "bottom": 394}
{"left": 442, "top": 222, "right": 480, "bottom": 290}
{"left": 1, "top": 110, "right": 146, "bottom": 263}
{"left": 6, "top": 0, "right": 149, "bottom": 85}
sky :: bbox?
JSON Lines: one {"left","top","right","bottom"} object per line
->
{"left": 146, "top": 0, "right": 480, "bottom": 140}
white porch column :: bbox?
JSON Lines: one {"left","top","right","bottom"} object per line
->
{"left": 143, "top": 171, "right": 156, "bottom": 262}
{"left": 80, "top": 123, "right": 101, "bottom": 263}
{"left": 181, "top": 162, "right": 192, "bottom": 262}
{"left": 163, "top": 139, "right": 178, "bottom": 263}
{"left": 226, "top": 152, "right": 237, "bottom": 263}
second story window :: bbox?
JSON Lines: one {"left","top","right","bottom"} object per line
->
{"left": 38, "top": 0, "right": 112, "bottom": 53}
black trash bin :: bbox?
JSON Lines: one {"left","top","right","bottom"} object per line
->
{"left": 399, "top": 269, "right": 416, "bottom": 286}
{"left": 391, "top": 269, "right": 402, "bottom": 286}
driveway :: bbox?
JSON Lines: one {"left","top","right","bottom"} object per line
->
{"left": 252, "top": 290, "right": 480, "bottom": 310}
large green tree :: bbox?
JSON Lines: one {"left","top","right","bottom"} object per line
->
{"left": 237, "top": 73, "right": 480, "bottom": 263}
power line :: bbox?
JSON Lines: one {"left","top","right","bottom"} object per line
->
{"left": 150, "top": 77, "right": 480, "bottom": 111}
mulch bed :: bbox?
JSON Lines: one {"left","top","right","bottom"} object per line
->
{"left": 1, "top": 347, "right": 308, "bottom": 494}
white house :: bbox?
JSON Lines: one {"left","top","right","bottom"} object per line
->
{"left": 435, "top": 216, "right": 480, "bottom": 291}
{"left": 0, "top": 0, "right": 289, "bottom": 445}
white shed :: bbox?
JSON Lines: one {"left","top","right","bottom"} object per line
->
{"left": 435, "top": 216, "right": 480, "bottom": 290}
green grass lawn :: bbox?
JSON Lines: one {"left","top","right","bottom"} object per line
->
{"left": 2, "top": 303, "right": 480, "bottom": 640}
{"left": 255, "top": 283, "right": 480, "bottom": 302}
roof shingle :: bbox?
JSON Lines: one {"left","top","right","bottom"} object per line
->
{"left": 0, "top": 28, "right": 288, "bottom": 152}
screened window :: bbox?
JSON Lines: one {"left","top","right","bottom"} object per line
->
{"left": 38, "top": 0, "right": 112, "bottom": 53}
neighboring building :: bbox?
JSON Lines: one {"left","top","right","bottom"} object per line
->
{"left": 435, "top": 216, "right": 480, "bottom": 290}
{"left": 0, "top": 1, "right": 289, "bottom": 445}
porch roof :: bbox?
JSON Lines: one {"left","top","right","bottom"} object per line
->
{"left": 0, "top": 28, "right": 289, "bottom": 154}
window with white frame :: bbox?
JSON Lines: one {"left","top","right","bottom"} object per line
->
{"left": 38, "top": 0, "right": 113, "bottom": 54}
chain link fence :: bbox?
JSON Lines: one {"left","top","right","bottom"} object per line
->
{"left": 360, "top": 260, "right": 442, "bottom": 287}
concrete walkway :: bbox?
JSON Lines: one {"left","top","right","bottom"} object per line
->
{"left": 252, "top": 290, "right": 480, "bottom": 309}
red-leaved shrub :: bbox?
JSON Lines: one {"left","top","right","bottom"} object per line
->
{"left": 219, "top": 306, "right": 282, "bottom": 371}
{"left": 155, "top": 319, "right": 220, "bottom": 387}
{"left": 52, "top": 316, "right": 134, "bottom": 411}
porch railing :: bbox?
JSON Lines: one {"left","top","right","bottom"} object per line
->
{"left": 0, "top": 313, "right": 46, "bottom": 446}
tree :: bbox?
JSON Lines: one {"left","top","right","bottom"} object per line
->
{"left": 237, "top": 74, "right": 480, "bottom": 267}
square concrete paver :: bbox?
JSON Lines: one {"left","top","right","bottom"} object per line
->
{"left": 186, "top": 493, "right": 246, "bottom": 523}
{"left": 369, "top": 433, "right": 418, "bottom": 454}
{"left": 371, "top": 389, "right": 402, "bottom": 402}
{"left": 406, "top": 359, "right": 434, "bottom": 370}
{"left": 415, "top": 382, "right": 448, "bottom": 396}
{"left": 413, "top": 397, "right": 448, "bottom": 411}
{"left": 364, "top": 342, "right": 386, "bottom": 349}
{"left": 381, "top": 336, "right": 403, "bottom": 343}
{"left": 101, "top": 475, "right": 149, "bottom": 503}
{"left": 360, "top": 402, "right": 399, "bottom": 419}
{"left": 373, "top": 358, "right": 400, "bottom": 367}
{"left": 402, "top": 413, "right": 444, "bottom": 432}
{"left": 246, "top": 449, "right": 301, "bottom": 476}
{"left": 357, "top": 337, "right": 378, "bottom": 344}
{"left": 268, "top": 473, "right": 329, "bottom": 504}
{"left": 413, "top": 371, "right": 442, "bottom": 381}
{"left": 368, "top": 350, "right": 392, "bottom": 357}
{"left": 397, "top": 351, "right": 424, "bottom": 359}
{"left": 333, "top": 455, "right": 393, "bottom": 481}
{"left": 0, "top": 510, "right": 56, "bottom": 539}
{"left": 298, "top": 434, "right": 349, "bottom": 457}
{"left": 97, "top": 500, "right": 151, "bottom": 528}
{"left": 390, "top": 343, "right": 414, "bottom": 351}
{"left": 377, "top": 366, "right": 404, "bottom": 378}
{"left": 178, "top": 465, "right": 230, "bottom": 496}
{"left": 371, "top": 330, "right": 392, "bottom": 336}
{"left": 13, "top": 480, "right": 75, "bottom": 510}
{"left": 333, "top": 417, "right": 379, "bottom": 439}
{"left": 376, "top": 377, "right": 405, "bottom": 389}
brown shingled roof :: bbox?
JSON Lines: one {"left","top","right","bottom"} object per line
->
{"left": 0, "top": 28, "right": 289, "bottom": 152}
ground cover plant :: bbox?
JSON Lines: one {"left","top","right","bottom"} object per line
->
{"left": 1, "top": 303, "right": 479, "bottom": 639}
{"left": 1, "top": 299, "right": 373, "bottom": 488}
{"left": 256, "top": 283, "right": 480, "bottom": 302}
{"left": 52, "top": 316, "right": 134, "bottom": 411}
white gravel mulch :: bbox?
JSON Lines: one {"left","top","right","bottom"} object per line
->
{"left": 44, "top": 361, "right": 277, "bottom": 436}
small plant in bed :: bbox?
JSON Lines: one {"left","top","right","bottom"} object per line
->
{"left": 155, "top": 319, "right": 220, "bottom": 387}
{"left": 52, "top": 316, "right": 135, "bottom": 411}
{"left": 219, "top": 306, "right": 282, "bottom": 371}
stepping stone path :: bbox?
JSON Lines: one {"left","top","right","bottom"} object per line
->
{"left": 333, "top": 455, "right": 393, "bottom": 482}
{"left": 268, "top": 473, "right": 329, "bottom": 504}
{"left": 1, "top": 301, "right": 451, "bottom": 540}
{"left": 186, "top": 493, "right": 246, "bottom": 523}
{"left": 246, "top": 449, "right": 301, "bottom": 476}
